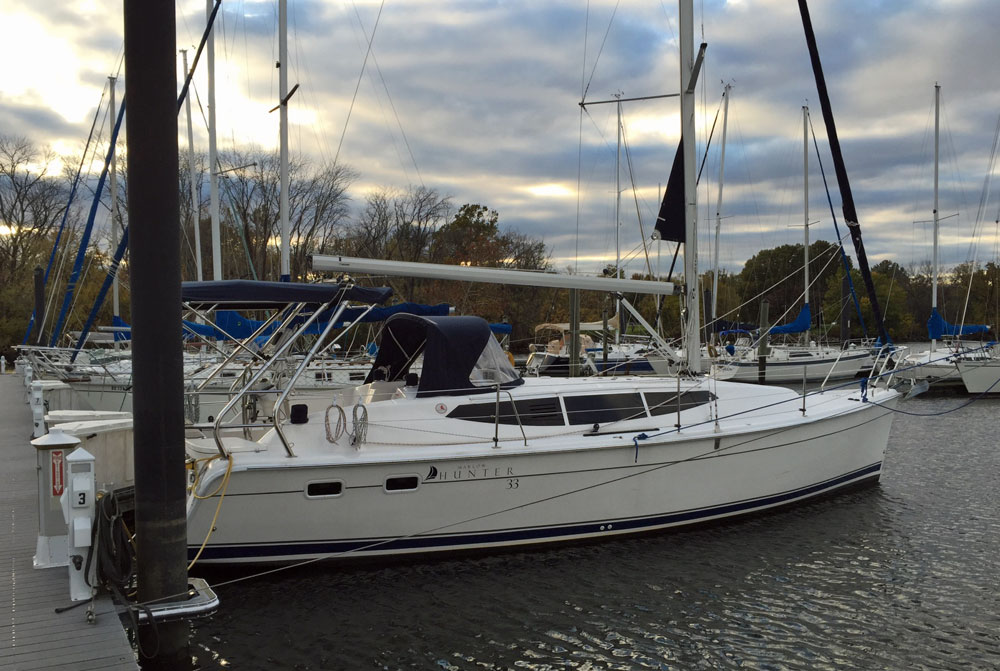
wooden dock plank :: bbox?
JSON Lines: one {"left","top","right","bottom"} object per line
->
{"left": 1, "top": 375, "right": 139, "bottom": 671}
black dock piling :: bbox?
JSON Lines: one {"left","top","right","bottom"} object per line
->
{"left": 123, "top": 1, "right": 190, "bottom": 667}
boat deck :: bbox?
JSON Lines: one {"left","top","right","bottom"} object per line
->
{"left": 0, "top": 374, "right": 138, "bottom": 670}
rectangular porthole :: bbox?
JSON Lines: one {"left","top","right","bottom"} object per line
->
{"left": 384, "top": 475, "right": 420, "bottom": 492}
{"left": 306, "top": 480, "right": 343, "bottom": 498}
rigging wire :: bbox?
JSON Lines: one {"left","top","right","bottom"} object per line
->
{"left": 350, "top": 3, "right": 424, "bottom": 186}
{"left": 580, "top": 0, "right": 621, "bottom": 104}
{"left": 575, "top": 0, "right": 592, "bottom": 275}
{"left": 957, "top": 108, "right": 1000, "bottom": 331}
{"left": 333, "top": 0, "right": 386, "bottom": 167}
{"left": 33, "top": 84, "right": 110, "bottom": 343}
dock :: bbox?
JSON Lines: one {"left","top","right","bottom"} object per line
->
{"left": 1, "top": 374, "right": 139, "bottom": 670}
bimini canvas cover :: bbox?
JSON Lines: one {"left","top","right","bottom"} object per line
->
{"left": 768, "top": 303, "right": 811, "bottom": 335}
{"left": 180, "top": 280, "right": 392, "bottom": 310}
{"left": 184, "top": 302, "right": 450, "bottom": 341}
{"left": 535, "top": 314, "right": 620, "bottom": 333}
{"left": 365, "top": 314, "right": 523, "bottom": 397}
{"left": 927, "top": 307, "right": 989, "bottom": 340}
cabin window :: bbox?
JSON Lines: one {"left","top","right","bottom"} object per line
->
{"left": 644, "top": 390, "right": 714, "bottom": 417}
{"left": 385, "top": 475, "right": 420, "bottom": 492}
{"left": 563, "top": 393, "right": 646, "bottom": 425}
{"left": 447, "top": 397, "right": 565, "bottom": 426}
{"left": 306, "top": 480, "right": 343, "bottom": 498}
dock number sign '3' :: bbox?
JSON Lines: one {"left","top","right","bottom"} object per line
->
{"left": 51, "top": 450, "right": 64, "bottom": 496}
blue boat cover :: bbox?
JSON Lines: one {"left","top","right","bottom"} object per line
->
{"left": 112, "top": 315, "right": 132, "bottom": 342}
{"left": 365, "top": 314, "right": 523, "bottom": 397}
{"left": 183, "top": 303, "right": 453, "bottom": 342}
{"left": 927, "top": 307, "right": 989, "bottom": 340}
{"left": 489, "top": 323, "right": 513, "bottom": 335}
{"left": 180, "top": 280, "right": 392, "bottom": 309}
{"left": 768, "top": 303, "right": 811, "bottom": 335}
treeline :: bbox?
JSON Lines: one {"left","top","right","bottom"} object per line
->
{"left": 706, "top": 241, "right": 999, "bottom": 344}
{"left": 2, "top": 136, "right": 558, "bottom": 356}
{"left": 3, "top": 133, "right": 996, "bottom": 362}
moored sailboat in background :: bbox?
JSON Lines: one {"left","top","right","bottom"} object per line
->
{"left": 901, "top": 84, "right": 994, "bottom": 390}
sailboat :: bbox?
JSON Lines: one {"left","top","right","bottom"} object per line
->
{"left": 181, "top": 1, "right": 900, "bottom": 565}
{"left": 899, "top": 84, "right": 993, "bottom": 389}
{"left": 650, "top": 105, "right": 872, "bottom": 383}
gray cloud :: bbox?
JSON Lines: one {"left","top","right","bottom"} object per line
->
{"left": 5, "top": 0, "right": 1000, "bottom": 281}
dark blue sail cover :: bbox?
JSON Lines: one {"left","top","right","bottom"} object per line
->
{"left": 365, "top": 314, "right": 523, "bottom": 397}
{"left": 180, "top": 280, "right": 392, "bottom": 309}
{"left": 768, "top": 303, "right": 811, "bottom": 335}
{"left": 927, "top": 307, "right": 989, "bottom": 340}
{"left": 112, "top": 315, "right": 132, "bottom": 342}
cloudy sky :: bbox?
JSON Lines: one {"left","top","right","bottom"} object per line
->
{"left": 4, "top": 0, "right": 1000, "bottom": 280}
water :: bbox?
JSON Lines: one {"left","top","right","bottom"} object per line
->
{"left": 188, "top": 394, "right": 1000, "bottom": 670}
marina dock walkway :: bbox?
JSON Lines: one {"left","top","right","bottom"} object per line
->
{"left": 1, "top": 374, "right": 138, "bottom": 670}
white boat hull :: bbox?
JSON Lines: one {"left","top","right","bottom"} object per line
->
{"left": 186, "top": 379, "right": 897, "bottom": 564}
{"left": 957, "top": 359, "right": 1000, "bottom": 394}
{"left": 714, "top": 350, "right": 871, "bottom": 383}
{"left": 648, "top": 349, "right": 871, "bottom": 383}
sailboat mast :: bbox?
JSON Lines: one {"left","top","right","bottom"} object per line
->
{"left": 207, "top": 0, "right": 222, "bottom": 281}
{"left": 711, "top": 84, "right": 730, "bottom": 334}
{"left": 279, "top": 0, "right": 291, "bottom": 281}
{"left": 109, "top": 75, "right": 121, "bottom": 342}
{"left": 798, "top": 0, "right": 890, "bottom": 346}
{"left": 803, "top": 105, "right": 810, "bottom": 343}
{"left": 932, "top": 83, "right": 940, "bottom": 353}
{"left": 182, "top": 49, "right": 204, "bottom": 283}
{"left": 615, "top": 95, "right": 622, "bottom": 344}
{"left": 679, "top": 0, "right": 700, "bottom": 372}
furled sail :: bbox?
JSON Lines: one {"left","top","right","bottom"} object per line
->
{"left": 926, "top": 307, "right": 989, "bottom": 340}
{"left": 652, "top": 139, "right": 686, "bottom": 243}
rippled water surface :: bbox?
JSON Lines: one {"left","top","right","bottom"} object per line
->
{"left": 189, "top": 395, "right": 1000, "bottom": 670}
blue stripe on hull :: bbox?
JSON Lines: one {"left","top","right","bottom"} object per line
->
{"left": 192, "top": 462, "right": 881, "bottom": 562}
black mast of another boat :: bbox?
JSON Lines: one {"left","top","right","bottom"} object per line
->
{"left": 798, "top": 0, "right": 890, "bottom": 346}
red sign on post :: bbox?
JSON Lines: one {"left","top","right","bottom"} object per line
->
{"left": 51, "top": 450, "right": 64, "bottom": 496}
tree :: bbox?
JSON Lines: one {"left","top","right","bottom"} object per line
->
{"left": 214, "top": 148, "right": 358, "bottom": 281}
{"left": 739, "top": 240, "right": 845, "bottom": 333}
{"left": 0, "top": 136, "right": 68, "bottom": 287}
{"left": 0, "top": 136, "right": 75, "bottom": 356}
